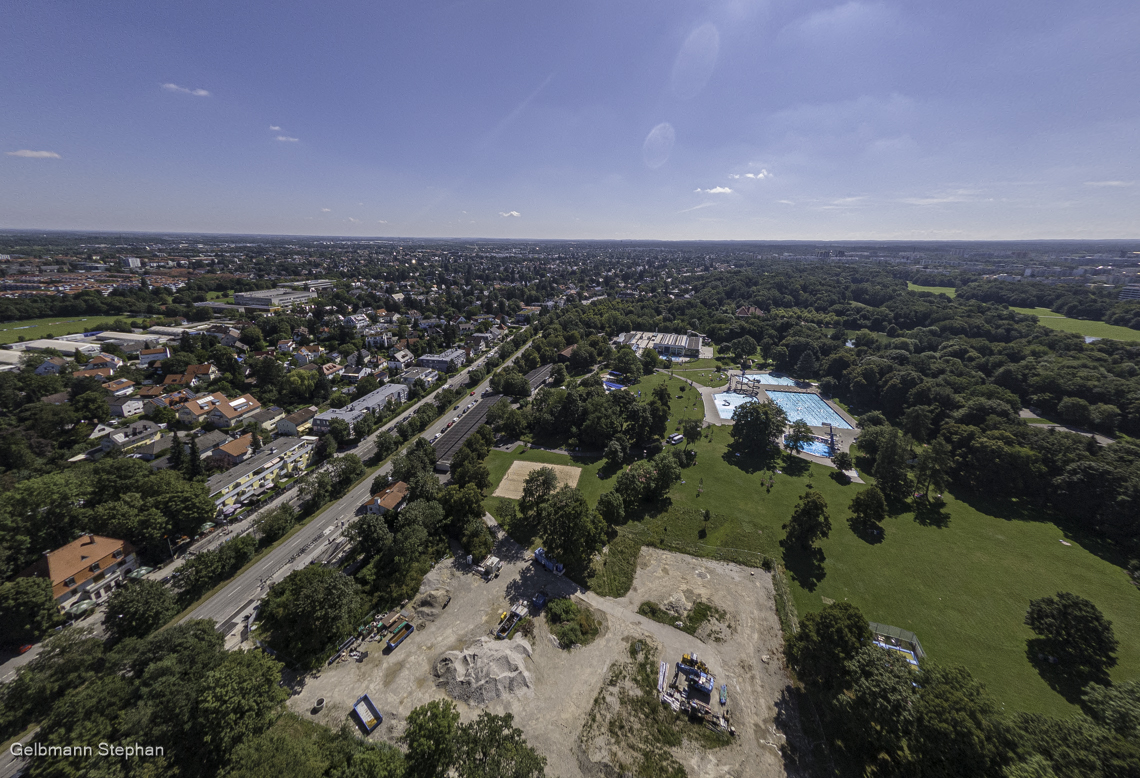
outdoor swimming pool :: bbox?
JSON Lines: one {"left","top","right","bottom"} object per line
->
{"left": 766, "top": 391, "right": 853, "bottom": 429}
{"left": 712, "top": 392, "right": 755, "bottom": 419}
{"left": 788, "top": 438, "right": 833, "bottom": 457}
{"left": 742, "top": 373, "right": 798, "bottom": 386}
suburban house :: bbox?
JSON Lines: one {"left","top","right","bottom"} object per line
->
{"left": 212, "top": 433, "right": 254, "bottom": 467}
{"left": 277, "top": 406, "right": 318, "bottom": 437}
{"left": 109, "top": 396, "right": 144, "bottom": 418}
{"left": 207, "top": 393, "right": 262, "bottom": 428}
{"left": 417, "top": 348, "right": 466, "bottom": 372}
{"left": 343, "top": 365, "right": 372, "bottom": 383}
{"left": 34, "top": 357, "right": 69, "bottom": 376}
{"left": 362, "top": 481, "right": 409, "bottom": 514}
{"left": 388, "top": 348, "right": 415, "bottom": 371}
{"left": 72, "top": 366, "right": 115, "bottom": 382}
{"left": 177, "top": 392, "right": 229, "bottom": 425}
{"left": 88, "top": 353, "right": 124, "bottom": 371}
{"left": 206, "top": 435, "right": 317, "bottom": 511}
{"left": 101, "top": 420, "right": 162, "bottom": 453}
{"left": 163, "top": 363, "right": 218, "bottom": 387}
{"left": 20, "top": 534, "right": 138, "bottom": 611}
{"left": 311, "top": 384, "right": 408, "bottom": 435}
{"left": 276, "top": 339, "right": 295, "bottom": 353}
{"left": 735, "top": 305, "right": 765, "bottom": 318}
{"left": 143, "top": 388, "right": 198, "bottom": 416}
{"left": 193, "top": 429, "right": 233, "bottom": 458}
{"left": 346, "top": 313, "right": 372, "bottom": 329}
{"left": 293, "top": 344, "right": 322, "bottom": 366}
{"left": 102, "top": 378, "right": 136, "bottom": 397}
{"left": 135, "top": 434, "right": 174, "bottom": 462}
{"left": 400, "top": 366, "right": 438, "bottom": 387}
{"left": 138, "top": 346, "right": 172, "bottom": 366}
{"left": 249, "top": 405, "right": 285, "bottom": 432}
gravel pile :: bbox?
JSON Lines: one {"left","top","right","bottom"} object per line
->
{"left": 433, "top": 637, "right": 535, "bottom": 705}
{"left": 413, "top": 588, "right": 451, "bottom": 624}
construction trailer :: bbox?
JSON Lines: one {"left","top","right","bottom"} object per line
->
{"left": 534, "top": 547, "right": 564, "bottom": 575}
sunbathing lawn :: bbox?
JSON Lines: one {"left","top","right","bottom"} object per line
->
{"left": 486, "top": 371, "right": 1140, "bottom": 718}
{"left": 1010, "top": 307, "right": 1140, "bottom": 342}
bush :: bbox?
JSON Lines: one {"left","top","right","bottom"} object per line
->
{"left": 546, "top": 598, "right": 600, "bottom": 648}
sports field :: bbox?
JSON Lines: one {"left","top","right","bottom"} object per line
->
{"left": 0, "top": 315, "right": 133, "bottom": 345}
{"left": 1011, "top": 307, "right": 1140, "bottom": 342}
{"left": 490, "top": 372, "right": 1139, "bottom": 718}
{"left": 907, "top": 282, "right": 957, "bottom": 297}
{"left": 492, "top": 459, "right": 582, "bottom": 499}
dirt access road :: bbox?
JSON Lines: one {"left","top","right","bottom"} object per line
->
{"left": 287, "top": 540, "right": 798, "bottom": 778}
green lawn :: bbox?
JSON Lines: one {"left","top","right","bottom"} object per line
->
{"left": 1010, "top": 307, "right": 1140, "bottom": 342}
{"left": 0, "top": 315, "right": 135, "bottom": 345}
{"left": 669, "top": 367, "right": 730, "bottom": 388}
{"left": 908, "top": 282, "right": 958, "bottom": 297}
{"left": 206, "top": 291, "right": 235, "bottom": 303}
{"left": 487, "top": 372, "right": 1140, "bottom": 718}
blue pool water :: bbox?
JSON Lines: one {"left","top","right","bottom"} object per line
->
{"left": 712, "top": 392, "right": 755, "bottom": 419}
{"left": 766, "top": 391, "right": 853, "bottom": 429}
{"left": 789, "top": 438, "right": 833, "bottom": 456}
{"left": 742, "top": 373, "right": 798, "bottom": 386}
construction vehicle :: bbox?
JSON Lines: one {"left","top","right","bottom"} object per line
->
{"left": 496, "top": 603, "right": 528, "bottom": 639}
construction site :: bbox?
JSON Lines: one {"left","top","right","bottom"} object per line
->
{"left": 286, "top": 536, "right": 800, "bottom": 778}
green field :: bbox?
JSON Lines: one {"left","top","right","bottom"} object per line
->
{"left": 485, "top": 372, "right": 1140, "bottom": 717}
{"left": 1010, "top": 307, "right": 1140, "bottom": 342}
{"left": 908, "top": 282, "right": 957, "bottom": 297}
{"left": 0, "top": 315, "right": 134, "bottom": 345}
{"left": 669, "top": 367, "right": 730, "bottom": 388}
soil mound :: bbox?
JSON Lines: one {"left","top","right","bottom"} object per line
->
{"left": 433, "top": 637, "right": 534, "bottom": 705}
{"left": 413, "top": 588, "right": 451, "bottom": 624}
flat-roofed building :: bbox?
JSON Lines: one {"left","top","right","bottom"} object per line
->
{"left": 10, "top": 339, "right": 102, "bottom": 357}
{"left": 206, "top": 435, "right": 316, "bottom": 509}
{"left": 311, "top": 383, "right": 408, "bottom": 435}
{"left": 417, "top": 348, "right": 466, "bottom": 372}
{"left": 232, "top": 288, "right": 316, "bottom": 309}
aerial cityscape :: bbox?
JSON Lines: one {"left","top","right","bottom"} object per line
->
{"left": 2, "top": 2, "right": 1139, "bottom": 778}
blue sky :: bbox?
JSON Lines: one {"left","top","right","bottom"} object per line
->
{"left": 3, "top": 0, "right": 1138, "bottom": 239}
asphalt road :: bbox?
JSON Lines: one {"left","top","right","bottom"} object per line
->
{"left": 182, "top": 342, "right": 532, "bottom": 638}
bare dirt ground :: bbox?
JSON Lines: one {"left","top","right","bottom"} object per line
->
{"left": 286, "top": 539, "right": 800, "bottom": 778}
{"left": 492, "top": 460, "right": 582, "bottom": 499}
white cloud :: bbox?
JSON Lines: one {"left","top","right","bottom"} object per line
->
{"left": 376, "top": 220, "right": 388, "bottom": 224}
{"left": 678, "top": 202, "right": 717, "bottom": 213}
{"left": 269, "top": 125, "right": 281, "bottom": 131}
{"left": 161, "top": 83, "right": 210, "bottom": 97}
{"left": 778, "top": 200, "right": 795, "bottom": 205}
{"left": 1085, "top": 180, "right": 1133, "bottom": 187}
{"left": 728, "top": 174, "right": 741, "bottom": 179}
{"left": 6, "top": 150, "right": 60, "bottom": 158}
{"left": 321, "top": 208, "right": 331, "bottom": 212}
{"left": 276, "top": 135, "right": 299, "bottom": 142}
{"left": 694, "top": 186, "right": 733, "bottom": 194}
{"left": 745, "top": 170, "right": 771, "bottom": 179}
{"left": 499, "top": 211, "right": 521, "bottom": 217}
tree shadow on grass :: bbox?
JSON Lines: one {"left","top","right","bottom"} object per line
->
{"left": 780, "top": 453, "right": 811, "bottom": 478}
{"left": 956, "top": 490, "right": 1131, "bottom": 570}
{"left": 722, "top": 441, "right": 781, "bottom": 475}
{"left": 829, "top": 471, "right": 852, "bottom": 486}
{"left": 1025, "top": 638, "right": 1112, "bottom": 705}
{"left": 781, "top": 541, "right": 826, "bottom": 592}
{"left": 849, "top": 522, "right": 885, "bottom": 545}
{"left": 913, "top": 498, "right": 950, "bottom": 528}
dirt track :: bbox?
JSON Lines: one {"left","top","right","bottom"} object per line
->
{"left": 286, "top": 539, "right": 799, "bottom": 778}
